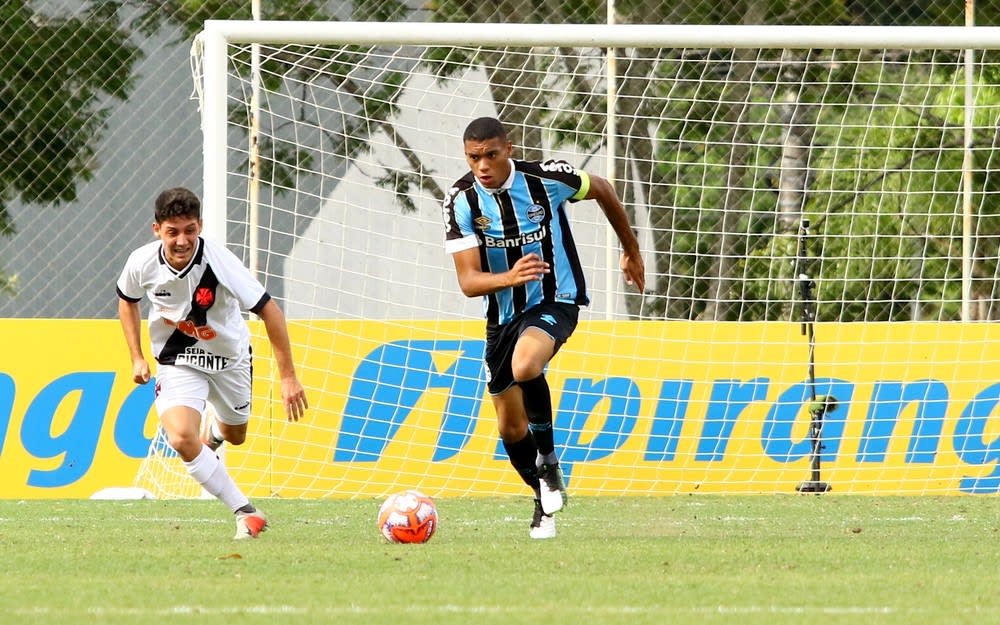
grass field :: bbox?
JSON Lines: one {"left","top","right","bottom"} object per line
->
{"left": 1, "top": 495, "right": 997, "bottom": 624}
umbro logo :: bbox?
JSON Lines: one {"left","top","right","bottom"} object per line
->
{"left": 154, "top": 290, "right": 172, "bottom": 297}
{"left": 540, "top": 314, "right": 557, "bottom": 325}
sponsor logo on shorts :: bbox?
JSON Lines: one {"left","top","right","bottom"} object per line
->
{"left": 175, "top": 347, "right": 230, "bottom": 371}
{"left": 540, "top": 314, "right": 557, "bottom": 326}
{"left": 234, "top": 401, "right": 250, "bottom": 411}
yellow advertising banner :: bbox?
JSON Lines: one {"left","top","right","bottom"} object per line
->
{"left": 1, "top": 320, "right": 998, "bottom": 498}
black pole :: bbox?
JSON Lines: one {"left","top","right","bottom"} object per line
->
{"left": 794, "top": 219, "right": 832, "bottom": 494}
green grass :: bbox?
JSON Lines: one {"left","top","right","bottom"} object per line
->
{"left": 1, "top": 496, "right": 998, "bottom": 624}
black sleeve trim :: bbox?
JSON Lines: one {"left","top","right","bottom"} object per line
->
{"left": 116, "top": 286, "right": 142, "bottom": 303}
{"left": 249, "top": 292, "right": 272, "bottom": 315}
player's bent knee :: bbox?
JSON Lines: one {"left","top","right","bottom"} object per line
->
{"left": 498, "top": 421, "right": 528, "bottom": 442}
{"left": 511, "top": 363, "right": 544, "bottom": 382}
{"left": 168, "top": 433, "right": 204, "bottom": 462}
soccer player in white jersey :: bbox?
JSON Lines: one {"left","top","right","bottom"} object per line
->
{"left": 116, "top": 187, "right": 308, "bottom": 539}
{"left": 443, "top": 117, "right": 645, "bottom": 539}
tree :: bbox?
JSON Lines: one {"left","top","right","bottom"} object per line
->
{"left": 0, "top": 1, "right": 141, "bottom": 297}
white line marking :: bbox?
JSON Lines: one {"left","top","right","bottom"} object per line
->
{"left": 9, "top": 604, "right": 1000, "bottom": 617}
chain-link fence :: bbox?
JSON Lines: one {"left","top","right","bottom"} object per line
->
{"left": 1, "top": 0, "right": 997, "bottom": 318}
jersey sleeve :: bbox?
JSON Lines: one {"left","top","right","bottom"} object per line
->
{"left": 442, "top": 177, "right": 480, "bottom": 255}
{"left": 570, "top": 169, "right": 591, "bottom": 201}
{"left": 116, "top": 248, "right": 146, "bottom": 302}
{"left": 529, "top": 159, "right": 590, "bottom": 204}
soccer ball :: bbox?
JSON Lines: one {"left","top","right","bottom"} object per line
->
{"left": 377, "top": 490, "right": 438, "bottom": 544}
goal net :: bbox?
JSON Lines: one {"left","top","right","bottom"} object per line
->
{"left": 136, "top": 22, "right": 1000, "bottom": 498}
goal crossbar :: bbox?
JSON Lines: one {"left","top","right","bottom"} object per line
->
{"left": 202, "top": 21, "right": 1000, "bottom": 50}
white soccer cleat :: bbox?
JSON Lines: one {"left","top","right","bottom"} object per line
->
{"left": 537, "top": 463, "right": 567, "bottom": 515}
{"left": 529, "top": 499, "right": 556, "bottom": 540}
{"left": 234, "top": 509, "right": 268, "bottom": 539}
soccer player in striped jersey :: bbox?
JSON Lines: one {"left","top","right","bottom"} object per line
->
{"left": 443, "top": 117, "right": 645, "bottom": 539}
{"left": 116, "top": 187, "right": 308, "bottom": 539}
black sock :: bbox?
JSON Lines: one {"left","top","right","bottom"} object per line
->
{"left": 520, "top": 375, "right": 555, "bottom": 457}
{"left": 502, "top": 434, "right": 540, "bottom": 490}
{"left": 236, "top": 503, "right": 255, "bottom": 515}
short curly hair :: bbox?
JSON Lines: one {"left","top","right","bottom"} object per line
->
{"left": 154, "top": 187, "right": 201, "bottom": 223}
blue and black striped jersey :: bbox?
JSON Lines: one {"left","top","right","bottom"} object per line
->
{"left": 443, "top": 159, "right": 591, "bottom": 326}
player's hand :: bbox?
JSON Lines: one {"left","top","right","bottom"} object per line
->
{"left": 132, "top": 358, "right": 151, "bottom": 385}
{"left": 282, "top": 377, "right": 308, "bottom": 422}
{"left": 508, "top": 253, "right": 550, "bottom": 286}
{"left": 621, "top": 251, "right": 645, "bottom": 293}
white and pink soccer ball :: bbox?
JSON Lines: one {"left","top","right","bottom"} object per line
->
{"left": 377, "top": 490, "right": 438, "bottom": 544}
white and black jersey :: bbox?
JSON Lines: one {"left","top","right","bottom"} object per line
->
{"left": 116, "top": 237, "right": 270, "bottom": 371}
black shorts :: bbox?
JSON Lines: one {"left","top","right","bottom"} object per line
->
{"left": 483, "top": 302, "right": 580, "bottom": 395}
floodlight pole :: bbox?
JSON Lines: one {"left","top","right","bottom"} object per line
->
{"left": 795, "top": 219, "right": 832, "bottom": 494}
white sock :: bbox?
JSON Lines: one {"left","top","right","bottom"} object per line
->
{"left": 183, "top": 445, "right": 250, "bottom": 512}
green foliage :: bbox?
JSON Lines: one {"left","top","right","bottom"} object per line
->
{"left": 0, "top": 272, "right": 17, "bottom": 298}
{"left": 353, "top": 0, "right": 412, "bottom": 23}
{"left": 846, "top": 0, "right": 1000, "bottom": 26}
{"left": 0, "top": 0, "right": 142, "bottom": 299}
{"left": 0, "top": 2, "right": 140, "bottom": 208}
{"left": 799, "top": 64, "right": 1000, "bottom": 321}
{"left": 614, "top": 0, "right": 850, "bottom": 26}
{"left": 624, "top": 44, "right": 1000, "bottom": 321}
{"left": 119, "top": 0, "right": 333, "bottom": 40}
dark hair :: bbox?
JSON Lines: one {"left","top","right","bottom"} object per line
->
{"left": 154, "top": 187, "right": 201, "bottom": 223}
{"left": 463, "top": 117, "right": 507, "bottom": 142}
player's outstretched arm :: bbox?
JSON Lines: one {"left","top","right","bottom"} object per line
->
{"left": 257, "top": 298, "right": 308, "bottom": 421}
{"left": 585, "top": 174, "right": 646, "bottom": 293}
{"left": 118, "top": 298, "right": 151, "bottom": 384}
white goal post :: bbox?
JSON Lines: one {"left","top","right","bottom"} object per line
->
{"left": 136, "top": 21, "right": 1000, "bottom": 498}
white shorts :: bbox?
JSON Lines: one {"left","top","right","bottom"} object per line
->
{"left": 154, "top": 359, "right": 253, "bottom": 426}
